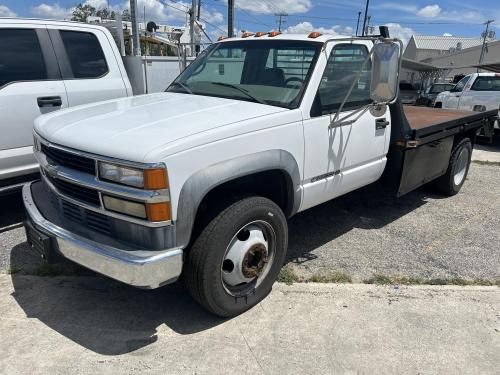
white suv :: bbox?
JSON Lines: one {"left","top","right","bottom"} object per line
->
{"left": 0, "top": 18, "right": 132, "bottom": 193}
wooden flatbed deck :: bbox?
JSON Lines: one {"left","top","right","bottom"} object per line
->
{"left": 403, "top": 106, "right": 474, "bottom": 130}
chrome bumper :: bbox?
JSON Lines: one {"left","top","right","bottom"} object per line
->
{"left": 22, "top": 182, "right": 183, "bottom": 289}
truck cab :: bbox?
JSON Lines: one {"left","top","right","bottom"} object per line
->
{"left": 22, "top": 31, "right": 497, "bottom": 317}
{"left": 0, "top": 18, "right": 132, "bottom": 193}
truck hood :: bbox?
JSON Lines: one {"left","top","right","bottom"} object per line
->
{"left": 35, "top": 92, "right": 288, "bottom": 162}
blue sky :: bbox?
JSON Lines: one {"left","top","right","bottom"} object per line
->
{"left": 1, "top": 0, "right": 498, "bottom": 44}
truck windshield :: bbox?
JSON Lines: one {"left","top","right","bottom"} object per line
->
{"left": 166, "top": 40, "right": 322, "bottom": 109}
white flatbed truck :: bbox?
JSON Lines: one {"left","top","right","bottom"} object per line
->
{"left": 22, "top": 28, "right": 498, "bottom": 316}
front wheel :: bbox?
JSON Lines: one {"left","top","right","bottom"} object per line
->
{"left": 435, "top": 138, "right": 472, "bottom": 196}
{"left": 184, "top": 196, "right": 288, "bottom": 317}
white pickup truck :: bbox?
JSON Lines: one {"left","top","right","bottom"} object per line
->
{"left": 0, "top": 18, "right": 132, "bottom": 193}
{"left": 435, "top": 73, "right": 500, "bottom": 112}
{"left": 22, "top": 30, "right": 498, "bottom": 317}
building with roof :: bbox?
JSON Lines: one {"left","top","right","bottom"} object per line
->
{"left": 401, "top": 34, "right": 492, "bottom": 86}
{"left": 403, "top": 35, "right": 484, "bottom": 62}
{"left": 424, "top": 39, "right": 500, "bottom": 77}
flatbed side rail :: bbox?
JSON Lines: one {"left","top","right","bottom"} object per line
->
{"left": 411, "top": 109, "right": 498, "bottom": 145}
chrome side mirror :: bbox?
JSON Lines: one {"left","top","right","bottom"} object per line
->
{"left": 370, "top": 42, "right": 401, "bottom": 104}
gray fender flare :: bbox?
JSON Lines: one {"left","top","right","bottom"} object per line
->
{"left": 175, "top": 150, "right": 301, "bottom": 248}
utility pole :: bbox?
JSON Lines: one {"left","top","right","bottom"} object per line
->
{"left": 275, "top": 13, "right": 288, "bottom": 32}
{"left": 478, "top": 19, "right": 494, "bottom": 72}
{"left": 361, "top": 0, "right": 370, "bottom": 36}
{"left": 365, "top": 15, "right": 372, "bottom": 36}
{"left": 355, "top": 11, "right": 361, "bottom": 36}
{"left": 197, "top": 0, "right": 201, "bottom": 21}
{"left": 228, "top": 0, "right": 234, "bottom": 37}
{"left": 130, "top": 0, "right": 141, "bottom": 56}
{"left": 190, "top": 0, "right": 196, "bottom": 56}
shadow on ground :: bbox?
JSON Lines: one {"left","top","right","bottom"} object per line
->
{"left": 9, "top": 182, "right": 443, "bottom": 355}
{"left": 0, "top": 191, "right": 25, "bottom": 232}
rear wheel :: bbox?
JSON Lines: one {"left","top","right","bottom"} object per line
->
{"left": 185, "top": 196, "right": 288, "bottom": 317}
{"left": 435, "top": 138, "right": 472, "bottom": 196}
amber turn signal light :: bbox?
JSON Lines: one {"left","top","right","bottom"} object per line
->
{"left": 146, "top": 202, "right": 171, "bottom": 222}
{"left": 308, "top": 32, "right": 322, "bottom": 38}
{"left": 144, "top": 168, "right": 168, "bottom": 190}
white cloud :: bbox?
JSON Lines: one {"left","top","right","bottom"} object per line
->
{"left": 443, "top": 33, "right": 453, "bottom": 36}
{"left": 0, "top": 5, "right": 17, "bottom": 17}
{"left": 286, "top": 21, "right": 353, "bottom": 36}
{"left": 232, "top": 0, "right": 311, "bottom": 15}
{"left": 31, "top": 3, "right": 72, "bottom": 19}
{"left": 383, "top": 23, "right": 415, "bottom": 46}
{"left": 29, "top": 0, "right": 223, "bottom": 25}
{"left": 416, "top": 4, "right": 441, "bottom": 18}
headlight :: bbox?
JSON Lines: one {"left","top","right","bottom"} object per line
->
{"left": 102, "top": 195, "right": 147, "bottom": 218}
{"left": 102, "top": 195, "right": 171, "bottom": 222}
{"left": 33, "top": 136, "right": 41, "bottom": 152}
{"left": 98, "top": 162, "right": 167, "bottom": 190}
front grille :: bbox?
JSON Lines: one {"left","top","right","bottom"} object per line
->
{"left": 41, "top": 143, "right": 96, "bottom": 175}
{"left": 61, "top": 199, "right": 111, "bottom": 235}
{"left": 48, "top": 175, "right": 101, "bottom": 207}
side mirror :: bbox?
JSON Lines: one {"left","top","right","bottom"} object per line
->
{"left": 370, "top": 42, "right": 401, "bottom": 104}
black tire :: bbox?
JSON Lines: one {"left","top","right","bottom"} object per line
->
{"left": 435, "top": 138, "right": 472, "bottom": 196}
{"left": 185, "top": 196, "right": 288, "bottom": 317}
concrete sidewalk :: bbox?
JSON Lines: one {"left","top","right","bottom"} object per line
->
{"left": 0, "top": 275, "right": 498, "bottom": 374}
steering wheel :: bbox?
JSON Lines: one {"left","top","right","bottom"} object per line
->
{"left": 285, "top": 77, "right": 304, "bottom": 86}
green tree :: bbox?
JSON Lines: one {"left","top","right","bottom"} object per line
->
{"left": 122, "top": 9, "right": 131, "bottom": 21}
{"left": 71, "top": 3, "right": 96, "bottom": 22}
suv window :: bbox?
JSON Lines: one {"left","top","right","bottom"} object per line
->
{"left": 471, "top": 76, "right": 500, "bottom": 91}
{"left": 312, "top": 44, "right": 372, "bottom": 117}
{"left": 0, "top": 29, "right": 48, "bottom": 87}
{"left": 60, "top": 31, "right": 108, "bottom": 78}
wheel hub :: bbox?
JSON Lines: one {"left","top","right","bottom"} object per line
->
{"left": 242, "top": 244, "right": 269, "bottom": 278}
{"left": 221, "top": 223, "right": 272, "bottom": 288}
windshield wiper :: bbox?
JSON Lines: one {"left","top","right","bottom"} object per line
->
{"left": 168, "top": 81, "right": 194, "bottom": 94}
{"left": 210, "top": 82, "right": 268, "bottom": 105}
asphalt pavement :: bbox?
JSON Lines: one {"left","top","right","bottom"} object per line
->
{"left": 0, "top": 275, "right": 498, "bottom": 374}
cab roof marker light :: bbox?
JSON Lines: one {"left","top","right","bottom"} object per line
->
{"left": 218, "top": 36, "right": 226, "bottom": 41}
{"left": 254, "top": 32, "right": 267, "bottom": 37}
{"left": 308, "top": 32, "right": 322, "bottom": 38}
{"left": 268, "top": 31, "right": 281, "bottom": 37}
{"left": 242, "top": 32, "right": 255, "bottom": 38}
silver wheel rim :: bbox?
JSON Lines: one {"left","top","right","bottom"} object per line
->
{"left": 454, "top": 148, "right": 469, "bottom": 186}
{"left": 221, "top": 220, "right": 276, "bottom": 296}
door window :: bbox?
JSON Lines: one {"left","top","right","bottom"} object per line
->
{"left": 0, "top": 29, "right": 48, "bottom": 87}
{"left": 452, "top": 76, "right": 470, "bottom": 92}
{"left": 311, "top": 44, "right": 372, "bottom": 117}
{"left": 60, "top": 31, "right": 108, "bottom": 79}
{"left": 470, "top": 76, "right": 500, "bottom": 91}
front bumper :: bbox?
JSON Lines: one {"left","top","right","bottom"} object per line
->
{"left": 23, "top": 182, "right": 183, "bottom": 289}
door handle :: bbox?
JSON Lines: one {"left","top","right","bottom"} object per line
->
{"left": 375, "top": 118, "right": 389, "bottom": 130}
{"left": 37, "top": 96, "right": 62, "bottom": 108}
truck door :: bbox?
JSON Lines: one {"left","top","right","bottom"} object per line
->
{"left": 459, "top": 75, "right": 500, "bottom": 111}
{"left": 0, "top": 26, "right": 68, "bottom": 177}
{"left": 443, "top": 75, "right": 471, "bottom": 109}
{"left": 47, "top": 26, "right": 128, "bottom": 107}
{"left": 300, "top": 43, "right": 390, "bottom": 211}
